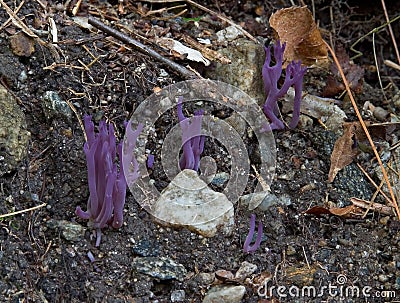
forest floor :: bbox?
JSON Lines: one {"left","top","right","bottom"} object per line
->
{"left": 0, "top": 0, "right": 399, "bottom": 302}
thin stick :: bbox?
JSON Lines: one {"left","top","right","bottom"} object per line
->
{"left": 140, "top": 0, "right": 257, "bottom": 42}
{"left": 325, "top": 40, "right": 400, "bottom": 219}
{"left": 350, "top": 15, "right": 400, "bottom": 60}
{"left": 185, "top": 0, "right": 257, "bottom": 43}
{"left": 0, "top": 0, "right": 24, "bottom": 31}
{"left": 0, "top": 203, "right": 47, "bottom": 219}
{"left": 372, "top": 32, "right": 387, "bottom": 101}
{"left": 0, "top": 0, "right": 42, "bottom": 41}
{"left": 384, "top": 59, "right": 400, "bottom": 71}
{"left": 88, "top": 16, "right": 199, "bottom": 80}
{"left": 381, "top": 0, "right": 400, "bottom": 65}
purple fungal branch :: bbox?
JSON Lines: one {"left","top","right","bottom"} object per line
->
{"left": 243, "top": 214, "right": 263, "bottom": 253}
{"left": 147, "top": 154, "right": 155, "bottom": 169}
{"left": 76, "top": 115, "right": 142, "bottom": 247}
{"left": 262, "top": 40, "right": 307, "bottom": 130}
{"left": 177, "top": 96, "right": 205, "bottom": 171}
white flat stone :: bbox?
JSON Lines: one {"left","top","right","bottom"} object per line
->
{"left": 152, "top": 169, "right": 234, "bottom": 237}
{"left": 202, "top": 285, "right": 246, "bottom": 303}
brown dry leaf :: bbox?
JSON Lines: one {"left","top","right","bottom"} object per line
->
{"left": 322, "top": 44, "right": 364, "bottom": 97}
{"left": 305, "top": 205, "right": 364, "bottom": 218}
{"left": 350, "top": 197, "right": 394, "bottom": 216}
{"left": 329, "top": 205, "right": 364, "bottom": 218}
{"left": 269, "top": 6, "right": 328, "bottom": 67}
{"left": 328, "top": 123, "right": 359, "bottom": 183}
{"left": 304, "top": 205, "right": 332, "bottom": 215}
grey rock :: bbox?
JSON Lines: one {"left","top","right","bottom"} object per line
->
{"left": 216, "top": 26, "right": 243, "bottom": 42}
{"left": 210, "top": 172, "right": 229, "bottom": 188}
{"left": 0, "top": 85, "right": 30, "bottom": 176}
{"left": 206, "top": 38, "right": 265, "bottom": 105}
{"left": 42, "top": 91, "right": 72, "bottom": 121}
{"left": 197, "top": 272, "right": 215, "bottom": 285}
{"left": 131, "top": 256, "right": 187, "bottom": 281}
{"left": 152, "top": 169, "right": 234, "bottom": 237}
{"left": 224, "top": 112, "right": 247, "bottom": 137}
{"left": 170, "top": 290, "right": 185, "bottom": 302}
{"left": 132, "top": 238, "right": 159, "bottom": 257}
{"left": 240, "top": 191, "right": 290, "bottom": 211}
{"left": 235, "top": 261, "right": 257, "bottom": 280}
{"left": 202, "top": 285, "right": 246, "bottom": 303}
{"left": 46, "top": 219, "right": 85, "bottom": 241}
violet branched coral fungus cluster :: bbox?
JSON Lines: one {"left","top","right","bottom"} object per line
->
{"left": 262, "top": 40, "right": 307, "bottom": 130}
{"left": 76, "top": 115, "right": 142, "bottom": 247}
{"left": 177, "top": 96, "right": 205, "bottom": 172}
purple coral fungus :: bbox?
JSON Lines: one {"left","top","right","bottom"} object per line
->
{"left": 262, "top": 40, "right": 307, "bottom": 130}
{"left": 177, "top": 96, "right": 205, "bottom": 171}
{"left": 76, "top": 115, "right": 142, "bottom": 246}
{"left": 243, "top": 214, "right": 263, "bottom": 253}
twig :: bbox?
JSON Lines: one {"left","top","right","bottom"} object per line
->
{"left": 350, "top": 14, "right": 400, "bottom": 60}
{"left": 88, "top": 16, "right": 199, "bottom": 80}
{"left": 65, "top": 98, "right": 86, "bottom": 142}
{"left": 72, "top": 0, "right": 83, "bottom": 16}
{"left": 384, "top": 59, "right": 400, "bottom": 71}
{"left": 0, "top": 0, "right": 61, "bottom": 61}
{"left": 325, "top": 40, "right": 400, "bottom": 220}
{"left": 381, "top": 0, "right": 400, "bottom": 65}
{"left": 141, "top": 0, "right": 258, "bottom": 42}
{"left": 372, "top": 32, "right": 387, "bottom": 101}
{"left": 184, "top": 0, "right": 257, "bottom": 43}
{"left": 0, "top": 0, "right": 41, "bottom": 41}
{"left": 0, "top": 203, "right": 47, "bottom": 219}
{"left": 0, "top": 0, "right": 24, "bottom": 31}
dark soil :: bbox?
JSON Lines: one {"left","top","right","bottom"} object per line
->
{"left": 0, "top": 1, "right": 399, "bottom": 302}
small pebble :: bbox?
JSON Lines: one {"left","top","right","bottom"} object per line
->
{"left": 171, "top": 290, "right": 185, "bottom": 302}
{"left": 378, "top": 274, "right": 389, "bottom": 283}
{"left": 373, "top": 106, "right": 389, "bottom": 121}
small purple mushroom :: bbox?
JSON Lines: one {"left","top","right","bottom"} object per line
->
{"left": 147, "top": 154, "right": 155, "bottom": 169}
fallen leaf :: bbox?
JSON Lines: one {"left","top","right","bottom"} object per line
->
{"left": 305, "top": 204, "right": 364, "bottom": 218}
{"left": 322, "top": 44, "right": 364, "bottom": 97}
{"left": 350, "top": 197, "right": 394, "bottom": 216}
{"left": 329, "top": 205, "right": 363, "bottom": 217}
{"left": 328, "top": 123, "right": 359, "bottom": 182}
{"left": 269, "top": 6, "right": 328, "bottom": 67}
{"left": 304, "top": 205, "right": 332, "bottom": 215}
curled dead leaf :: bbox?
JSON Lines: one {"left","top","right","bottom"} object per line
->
{"left": 322, "top": 44, "right": 364, "bottom": 97}
{"left": 350, "top": 197, "right": 394, "bottom": 216}
{"left": 305, "top": 204, "right": 364, "bottom": 219}
{"left": 269, "top": 6, "right": 328, "bottom": 67}
{"left": 328, "top": 123, "right": 359, "bottom": 182}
